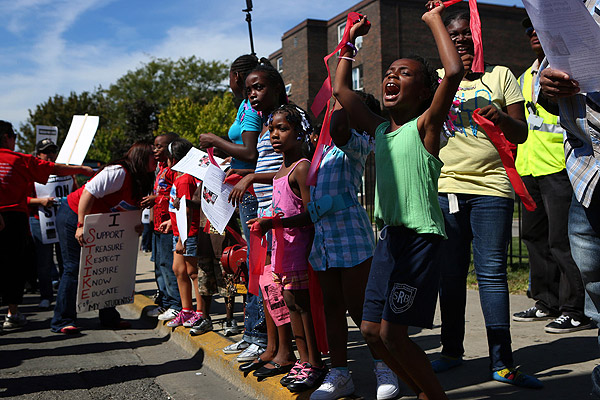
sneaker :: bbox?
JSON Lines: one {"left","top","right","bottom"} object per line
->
{"left": 236, "top": 343, "right": 264, "bottom": 362}
{"left": 3, "top": 312, "right": 27, "bottom": 329}
{"left": 310, "top": 368, "right": 355, "bottom": 400}
{"left": 512, "top": 306, "right": 557, "bottom": 322}
{"left": 38, "top": 299, "right": 51, "bottom": 310}
{"left": 287, "top": 363, "right": 328, "bottom": 393}
{"left": 183, "top": 311, "right": 204, "bottom": 328}
{"left": 280, "top": 360, "right": 305, "bottom": 387}
{"left": 374, "top": 361, "right": 399, "bottom": 400}
{"left": 223, "top": 319, "right": 240, "bottom": 336}
{"left": 223, "top": 339, "right": 250, "bottom": 354}
{"left": 492, "top": 367, "right": 543, "bottom": 389}
{"left": 167, "top": 310, "right": 194, "bottom": 327}
{"left": 157, "top": 308, "right": 179, "bottom": 321}
{"left": 432, "top": 355, "right": 463, "bottom": 373}
{"left": 190, "top": 317, "right": 213, "bottom": 336}
{"left": 147, "top": 306, "right": 166, "bottom": 318}
{"left": 544, "top": 314, "right": 592, "bottom": 333}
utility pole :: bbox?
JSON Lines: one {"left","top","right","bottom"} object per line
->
{"left": 242, "top": 0, "right": 256, "bottom": 56}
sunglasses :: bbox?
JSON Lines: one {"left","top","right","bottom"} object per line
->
{"left": 525, "top": 26, "right": 535, "bottom": 37}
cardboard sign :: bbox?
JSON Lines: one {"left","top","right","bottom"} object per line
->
{"left": 56, "top": 114, "right": 99, "bottom": 165}
{"left": 34, "top": 175, "right": 74, "bottom": 244}
{"left": 76, "top": 210, "right": 141, "bottom": 312}
{"left": 35, "top": 125, "right": 58, "bottom": 146}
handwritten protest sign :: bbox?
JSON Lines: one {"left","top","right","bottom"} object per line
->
{"left": 34, "top": 175, "right": 74, "bottom": 244}
{"left": 76, "top": 210, "right": 141, "bottom": 312}
{"left": 56, "top": 114, "right": 99, "bottom": 165}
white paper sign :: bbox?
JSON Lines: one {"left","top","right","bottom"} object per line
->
{"left": 35, "top": 125, "right": 58, "bottom": 146}
{"left": 200, "top": 164, "right": 236, "bottom": 234}
{"left": 175, "top": 195, "right": 188, "bottom": 244}
{"left": 523, "top": 0, "right": 600, "bottom": 93}
{"left": 56, "top": 115, "right": 99, "bottom": 165}
{"left": 172, "top": 147, "right": 227, "bottom": 181}
{"left": 76, "top": 210, "right": 141, "bottom": 312}
{"left": 34, "top": 175, "right": 74, "bottom": 244}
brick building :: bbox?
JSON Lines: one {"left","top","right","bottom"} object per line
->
{"left": 269, "top": 0, "right": 532, "bottom": 119}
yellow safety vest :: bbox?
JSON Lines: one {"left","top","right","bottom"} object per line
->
{"left": 516, "top": 66, "right": 566, "bottom": 177}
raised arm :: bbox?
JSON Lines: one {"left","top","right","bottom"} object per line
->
{"left": 418, "top": 1, "right": 463, "bottom": 158}
{"left": 53, "top": 164, "right": 94, "bottom": 177}
{"left": 332, "top": 16, "right": 385, "bottom": 136}
{"left": 198, "top": 131, "right": 259, "bottom": 164}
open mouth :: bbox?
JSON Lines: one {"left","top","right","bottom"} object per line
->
{"left": 384, "top": 82, "right": 400, "bottom": 101}
{"left": 456, "top": 45, "right": 471, "bottom": 55}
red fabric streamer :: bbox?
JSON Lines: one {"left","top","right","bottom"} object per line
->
{"left": 471, "top": 110, "right": 536, "bottom": 211}
{"left": 307, "top": 266, "right": 329, "bottom": 354}
{"left": 442, "top": 0, "right": 484, "bottom": 73}
{"left": 247, "top": 213, "right": 284, "bottom": 295}
{"left": 206, "top": 146, "right": 218, "bottom": 167}
{"left": 307, "top": 12, "right": 369, "bottom": 186}
{"left": 223, "top": 173, "right": 256, "bottom": 197}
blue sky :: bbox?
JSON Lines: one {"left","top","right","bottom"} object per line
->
{"left": 0, "top": 0, "right": 522, "bottom": 127}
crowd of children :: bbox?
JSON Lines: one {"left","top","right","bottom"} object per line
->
{"left": 2, "top": 2, "right": 562, "bottom": 399}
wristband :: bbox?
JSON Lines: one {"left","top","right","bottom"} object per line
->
{"left": 338, "top": 56, "right": 355, "bottom": 62}
{"left": 345, "top": 41, "right": 358, "bottom": 56}
{"left": 77, "top": 222, "right": 84, "bottom": 228}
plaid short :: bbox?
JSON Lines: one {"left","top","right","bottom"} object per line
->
{"left": 197, "top": 257, "right": 237, "bottom": 297}
{"left": 271, "top": 269, "right": 309, "bottom": 291}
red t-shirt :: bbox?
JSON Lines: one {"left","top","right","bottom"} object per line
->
{"left": 168, "top": 173, "right": 200, "bottom": 238}
{"left": 67, "top": 170, "right": 138, "bottom": 214}
{"left": 0, "top": 149, "right": 54, "bottom": 213}
{"left": 153, "top": 163, "right": 177, "bottom": 232}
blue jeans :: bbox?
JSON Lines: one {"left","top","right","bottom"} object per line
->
{"left": 29, "top": 217, "right": 56, "bottom": 301}
{"left": 51, "top": 203, "right": 121, "bottom": 331}
{"left": 239, "top": 193, "right": 267, "bottom": 346}
{"left": 438, "top": 194, "right": 514, "bottom": 371}
{"left": 152, "top": 231, "right": 181, "bottom": 311}
{"left": 568, "top": 192, "right": 600, "bottom": 396}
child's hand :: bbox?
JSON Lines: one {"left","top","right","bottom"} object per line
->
{"left": 477, "top": 105, "right": 505, "bottom": 126}
{"left": 175, "top": 239, "right": 185, "bottom": 254}
{"left": 422, "top": 1, "right": 445, "bottom": 21}
{"left": 39, "top": 197, "right": 56, "bottom": 208}
{"left": 349, "top": 15, "right": 370, "bottom": 42}
{"left": 228, "top": 175, "right": 252, "bottom": 207}
{"left": 140, "top": 195, "right": 156, "bottom": 208}
{"left": 158, "top": 219, "right": 172, "bottom": 233}
{"left": 173, "top": 197, "right": 181, "bottom": 210}
{"left": 247, "top": 217, "right": 272, "bottom": 235}
{"left": 198, "top": 133, "right": 217, "bottom": 149}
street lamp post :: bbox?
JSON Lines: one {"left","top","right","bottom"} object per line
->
{"left": 243, "top": 0, "right": 256, "bottom": 56}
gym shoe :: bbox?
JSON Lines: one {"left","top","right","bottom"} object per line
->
{"left": 236, "top": 343, "right": 264, "bottom": 362}
{"left": 287, "top": 363, "right": 328, "bottom": 393}
{"left": 432, "top": 355, "right": 463, "bottom": 373}
{"left": 167, "top": 310, "right": 194, "bottom": 327}
{"left": 512, "top": 306, "right": 557, "bottom": 322}
{"left": 183, "top": 311, "right": 204, "bottom": 328}
{"left": 492, "top": 367, "right": 543, "bottom": 389}
{"left": 280, "top": 360, "right": 305, "bottom": 387}
{"left": 147, "top": 306, "right": 166, "bottom": 317}
{"left": 223, "top": 319, "right": 240, "bottom": 336}
{"left": 374, "top": 361, "right": 399, "bottom": 400}
{"left": 544, "top": 314, "right": 592, "bottom": 333}
{"left": 38, "top": 299, "right": 51, "bottom": 310}
{"left": 157, "top": 308, "right": 179, "bottom": 321}
{"left": 3, "top": 312, "right": 27, "bottom": 329}
{"left": 223, "top": 339, "right": 250, "bottom": 354}
{"left": 189, "top": 317, "right": 213, "bottom": 336}
{"left": 310, "top": 368, "right": 355, "bottom": 400}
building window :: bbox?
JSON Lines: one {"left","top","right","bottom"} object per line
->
{"left": 337, "top": 21, "right": 363, "bottom": 49}
{"left": 277, "top": 57, "right": 283, "bottom": 73}
{"left": 352, "top": 65, "right": 363, "bottom": 90}
{"left": 285, "top": 83, "right": 292, "bottom": 97}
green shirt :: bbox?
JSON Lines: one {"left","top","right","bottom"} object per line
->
{"left": 374, "top": 119, "right": 446, "bottom": 238}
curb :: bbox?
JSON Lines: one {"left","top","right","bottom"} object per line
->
{"left": 123, "top": 294, "right": 312, "bottom": 400}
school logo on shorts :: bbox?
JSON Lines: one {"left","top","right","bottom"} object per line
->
{"left": 389, "top": 283, "right": 417, "bottom": 314}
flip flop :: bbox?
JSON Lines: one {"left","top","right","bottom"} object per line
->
{"left": 59, "top": 325, "right": 80, "bottom": 334}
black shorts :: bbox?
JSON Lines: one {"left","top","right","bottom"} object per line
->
{"left": 362, "top": 225, "right": 442, "bottom": 328}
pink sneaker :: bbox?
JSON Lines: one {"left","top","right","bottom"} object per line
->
{"left": 183, "top": 311, "right": 204, "bottom": 328}
{"left": 167, "top": 310, "right": 194, "bottom": 327}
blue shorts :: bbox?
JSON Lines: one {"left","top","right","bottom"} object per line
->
{"left": 362, "top": 226, "right": 442, "bottom": 328}
{"left": 173, "top": 235, "right": 198, "bottom": 257}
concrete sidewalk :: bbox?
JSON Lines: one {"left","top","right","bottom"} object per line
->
{"left": 126, "top": 251, "right": 599, "bottom": 399}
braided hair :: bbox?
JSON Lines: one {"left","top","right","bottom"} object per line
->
{"left": 249, "top": 58, "right": 288, "bottom": 106}
{"left": 230, "top": 54, "right": 259, "bottom": 84}
{"left": 270, "top": 103, "right": 313, "bottom": 140}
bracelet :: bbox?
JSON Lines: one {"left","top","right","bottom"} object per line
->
{"left": 345, "top": 41, "right": 358, "bottom": 56}
{"left": 77, "top": 222, "right": 84, "bottom": 228}
{"left": 338, "top": 56, "right": 355, "bottom": 62}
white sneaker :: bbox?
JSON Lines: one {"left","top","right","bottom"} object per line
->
{"left": 236, "top": 343, "right": 264, "bottom": 362}
{"left": 310, "top": 368, "right": 355, "bottom": 400}
{"left": 38, "top": 299, "right": 51, "bottom": 310}
{"left": 374, "top": 361, "right": 399, "bottom": 400}
{"left": 147, "top": 306, "right": 166, "bottom": 317}
{"left": 223, "top": 339, "right": 250, "bottom": 354}
{"left": 157, "top": 308, "right": 179, "bottom": 321}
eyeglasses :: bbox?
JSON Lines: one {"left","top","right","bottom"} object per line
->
{"left": 525, "top": 26, "right": 535, "bottom": 37}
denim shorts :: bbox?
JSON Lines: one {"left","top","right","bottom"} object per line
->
{"left": 363, "top": 226, "right": 442, "bottom": 328}
{"left": 173, "top": 235, "right": 198, "bottom": 257}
